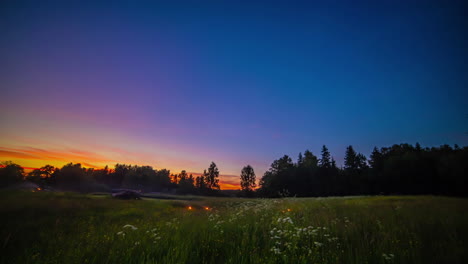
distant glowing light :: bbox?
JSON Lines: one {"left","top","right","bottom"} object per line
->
{"left": 204, "top": 207, "right": 210, "bottom": 210}
{"left": 188, "top": 206, "right": 192, "bottom": 210}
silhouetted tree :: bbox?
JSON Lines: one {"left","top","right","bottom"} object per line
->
{"left": 177, "top": 170, "right": 195, "bottom": 194}
{"left": 0, "top": 161, "right": 24, "bottom": 187}
{"left": 344, "top": 145, "right": 358, "bottom": 171}
{"left": 240, "top": 165, "right": 256, "bottom": 195}
{"left": 369, "top": 147, "right": 383, "bottom": 170}
{"left": 205, "top": 162, "right": 220, "bottom": 190}
{"left": 55, "top": 163, "right": 95, "bottom": 192}
{"left": 319, "top": 145, "right": 331, "bottom": 169}
{"left": 195, "top": 174, "right": 206, "bottom": 190}
{"left": 112, "top": 164, "right": 130, "bottom": 187}
{"left": 258, "top": 155, "right": 295, "bottom": 197}
{"left": 316, "top": 146, "right": 337, "bottom": 196}
{"left": 26, "top": 165, "right": 56, "bottom": 187}
{"left": 153, "top": 169, "right": 171, "bottom": 191}
{"left": 297, "top": 152, "right": 304, "bottom": 166}
{"left": 303, "top": 150, "right": 318, "bottom": 168}
{"left": 90, "top": 165, "right": 110, "bottom": 186}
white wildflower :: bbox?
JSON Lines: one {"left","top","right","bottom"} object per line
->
{"left": 382, "top": 253, "right": 395, "bottom": 261}
{"left": 123, "top": 224, "right": 138, "bottom": 230}
{"left": 270, "top": 247, "right": 281, "bottom": 255}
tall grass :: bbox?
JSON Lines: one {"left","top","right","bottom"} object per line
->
{"left": 0, "top": 191, "right": 466, "bottom": 263}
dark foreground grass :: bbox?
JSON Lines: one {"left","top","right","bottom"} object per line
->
{"left": 0, "top": 191, "right": 467, "bottom": 264}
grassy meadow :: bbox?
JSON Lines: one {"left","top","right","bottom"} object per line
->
{"left": 0, "top": 191, "right": 467, "bottom": 264}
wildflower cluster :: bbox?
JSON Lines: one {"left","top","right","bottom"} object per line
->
{"left": 208, "top": 212, "right": 225, "bottom": 233}
{"left": 382, "top": 253, "right": 395, "bottom": 261}
{"left": 165, "top": 218, "right": 180, "bottom": 230}
{"left": 146, "top": 228, "right": 162, "bottom": 243}
{"left": 269, "top": 216, "right": 340, "bottom": 258}
{"left": 116, "top": 224, "right": 138, "bottom": 237}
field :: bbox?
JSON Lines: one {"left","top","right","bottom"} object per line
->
{"left": 0, "top": 192, "right": 467, "bottom": 264}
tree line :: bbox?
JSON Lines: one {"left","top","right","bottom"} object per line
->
{"left": 0, "top": 143, "right": 466, "bottom": 197}
{"left": 258, "top": 143, "right": 467, "bottom": 197}
{"left": 0, "top": 161, "right": 225, "bottom": 195}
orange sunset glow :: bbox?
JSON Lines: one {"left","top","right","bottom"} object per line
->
{"left": 0, "top": 145, "right": 242, "bottom": 190}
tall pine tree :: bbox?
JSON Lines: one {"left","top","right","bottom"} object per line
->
{"left": 319, "top": 145, "right": 331, "bottom": 168}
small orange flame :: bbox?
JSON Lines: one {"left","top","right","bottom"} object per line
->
{"left": 204, "top": 207, "right": 210, "bottom": 210}
{"left": 188, "top": 206, "right": 192, "bottom": 210}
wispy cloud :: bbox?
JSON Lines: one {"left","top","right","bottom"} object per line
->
{"left": 0, "top": 146, "right": 114, "bottom": 168}
{"left": 0, "top": 150, "right": 42, "bottom": 160}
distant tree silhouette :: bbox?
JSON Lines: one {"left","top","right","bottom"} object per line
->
{"left": 195, "top": 174, "right": 206, "bottom": 190}
{"left": 205, "top": 162, "right": 220, "bottom": 190}
{"left": 0, "top": 161, "right": 24, "bottom": 187}
{"left": 122, "top": 165, "right": 154, "bottom": 190}
{"left": 90, "top": 165, "right": 110, "bottom": 186}
{"left": 319, "top": 145, "right": 331, "bottom": 169}
{"left": 258, "top": 155, "right": 295, "bottom": 197}
{"left": 112, "top": 164, "right": 130, "bottom": 187}
{"left": 317, "top": 146, "right": 339, "bottom": 196}
{"left": 154, "top": 169, "right": 171, "bottom": 190}
{"left": 297, "top": 152, "right": 304, "bottom": 166}
{"left": 343, "top": 146, "right": 369, "bottom": 194}
{"left": 344, "top": 145, "right": 358, "bottom": 171}
{"left": 177, "top": 170, "right": 195, "bottom": 194}
{"left": 303, "top": 150, "right": 318, "bottom": 168}
{"left": 240, "top": 165, "right": 256, "bottom": 195}
{"left": 26, "top": 165, "right": 56, "bottom": 187}
{"left": 54, "top": 163, "right": 94, "bottom": 191}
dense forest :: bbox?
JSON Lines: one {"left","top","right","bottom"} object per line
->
{"left": 0, "top": 143, "right": 466, "bottom": 197}
{"left": 258, "top": 143, "right": 467, "bottom": 197}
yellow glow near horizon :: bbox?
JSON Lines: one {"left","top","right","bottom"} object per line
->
{"left": 0, "top": 147, "right": 242, "bottom": 190}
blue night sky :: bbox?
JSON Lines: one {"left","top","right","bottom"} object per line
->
{"left": 1, "top": 0, "right": 467, "bottom": 188}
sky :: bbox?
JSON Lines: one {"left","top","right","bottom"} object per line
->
{"left": 1, "top": 0, "right": 467, "bottom": 189}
